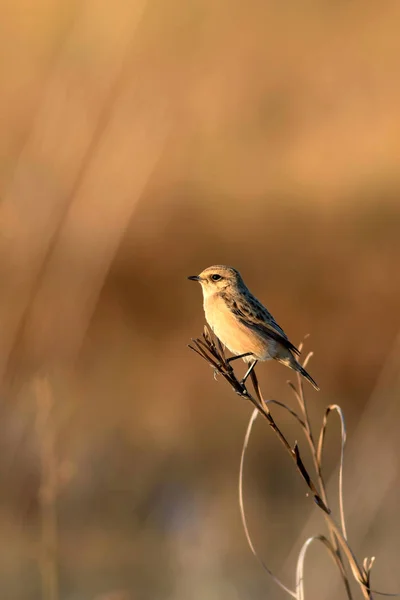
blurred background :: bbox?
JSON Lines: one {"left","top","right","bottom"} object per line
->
{"left": 1, "top": 1, "right": 400, "bottom": 598}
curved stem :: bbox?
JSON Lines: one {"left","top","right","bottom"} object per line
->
{"left": 188, "top": 329, "right": 400, "bottom": 599}
{"left": 291, "top": 350, "right": 353, "bottom": 599}
{"left": 239, "top": 408, "right": 297, "bottom": 598}
{"left": 296, "top": 535, "right": 352, "bottom": 600}
{"left": 317, "top": 404, "right": 347, "bottom": 540}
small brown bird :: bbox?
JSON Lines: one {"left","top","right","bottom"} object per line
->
{"left": 188, "top": 265, "right": 319, "bottom": 390}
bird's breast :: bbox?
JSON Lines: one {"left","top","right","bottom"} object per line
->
{"left": 203, "top": 294, "right": 270, "bottom": 360}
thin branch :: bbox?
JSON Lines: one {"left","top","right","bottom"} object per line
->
{"left": 188, "top": 327, "right": 398, "bottom": 599}
{"left": 296, "top": 535, "right": 351, "bottom": 600}
{"left": 239, "top": 408, "right": 297, "bottom": 598}
{"left": 317, "top": 404, "right": 348, "bottom": 540}
{"left": 291, "top": 353, "right": 353, "bottom": 598}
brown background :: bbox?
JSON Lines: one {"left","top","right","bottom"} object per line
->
{"left": 1, "top": 1, "right": 400, "bottom": 598}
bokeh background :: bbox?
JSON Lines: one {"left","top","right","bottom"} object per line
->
{"left": 1, "top": 1, "right": 400, "bottom": 598}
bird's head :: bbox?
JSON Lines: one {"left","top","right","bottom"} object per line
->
{"left": 188, "top": 265, "right": 244, "bottom": 298}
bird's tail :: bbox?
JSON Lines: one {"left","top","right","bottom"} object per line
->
{"left": 296, "top": 363, "right": 319, "bottom": 391}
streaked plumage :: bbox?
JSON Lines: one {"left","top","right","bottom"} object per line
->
{"left": 188, "top": 265, "right": 319, "bottom": 390}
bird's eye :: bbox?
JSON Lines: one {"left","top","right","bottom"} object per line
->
{"left": 211, "top": 274, "right": 222, "bottom": 281}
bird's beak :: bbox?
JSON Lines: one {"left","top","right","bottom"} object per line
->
{"left": 188, "top": 275, "right": 201, "bottom": 281}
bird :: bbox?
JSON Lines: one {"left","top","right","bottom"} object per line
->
{"left": 188, "top": 265, "right": 319, "bottom": 390}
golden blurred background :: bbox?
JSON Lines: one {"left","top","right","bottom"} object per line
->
{"left": 1, "top": 1, "right": 400, "bottom": 598}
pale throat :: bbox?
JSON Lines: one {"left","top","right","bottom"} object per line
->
{"left": 201, "top": 287, "right": 234, "bottom": 331}
{"left": 199, "top": 283, "right": 215, "bottom": 299}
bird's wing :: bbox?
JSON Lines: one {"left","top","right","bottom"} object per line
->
{"left": 223, "top": 293, "right": 300, "bottom": 356}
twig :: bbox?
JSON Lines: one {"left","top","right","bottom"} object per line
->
{"left": 289, "top": 346, "right": 352, "bottom": 599}
{"left": 239, "top": 408, "right": 297, "bottom": 598}
{"left": 188, "top": 327, "right": 397, "bottom": 599}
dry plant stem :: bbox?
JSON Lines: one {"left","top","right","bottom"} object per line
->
{"left": 296, "top": 535, "right": 352, "bottom": 600}
{"left": 239, "top": 408, "right": 297, "bottom": 598}
{"left": 290, "top": 350, "right": 352, "bottom": 600}
{"left": 251, "top": 372, "right": 374, "bottom": 600}
{"left": 252, "top": 372, "right": 353, "bottom": 600}
{"left": 317, "top": 404, "right": 348, "bottom": 540}
{"left": 189, "top": 328, "right": 375, "bottom": 599}
{"left": 240, "top": 408, "right": 397, "bottom": 600}
{"left": 34, "top": 378, "right": 59, "bottom": 600}
{"left": 293, "top": 361, "right": 342, "bottom": 536}
{"left": 248, "top": 370, "right": 329, "bottom": 514}
{"left": 239, "top": 404, "right": 350, "bottom": 598}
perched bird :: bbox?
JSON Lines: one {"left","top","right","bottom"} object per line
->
{"left": 188, "top": 265, "right": 319, "bottom": 390}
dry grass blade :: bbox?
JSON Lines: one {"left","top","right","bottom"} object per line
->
{"left": 363, "top": 557, "right": 376, "bottom": 594}
{"left": 296, "top": 535, "right": 350, "bottom": 600}
{"left": 188, "top": 328, "right": 399, "bottom": 599}
{"left": 188, "top": 340, "right": 220, "bottom": 369}
{"left": 249, "top": 371, "right": 330, "bottom": 514}
{"left": 188, "top": 328, "right": 254, "bottom": 398}
{"left": 287, "top": 381, "right": 303, "bottom": 405}
{"left": 291, "top": 347, "right": 354, "bottom": 598}
{"left": 239, "top": 408, "right": 297, "bottom": 598}
{"left": 292, "top": 443, "right": 330, "bottom": 514}
{"left": 317, "top": 404, "right": 347, "bottom": 539}
{"left": 264, "top": 400, "right": 306, "bottom": 429}
{"left": 189, "top": 329, "right": 330, "bottom": 510}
